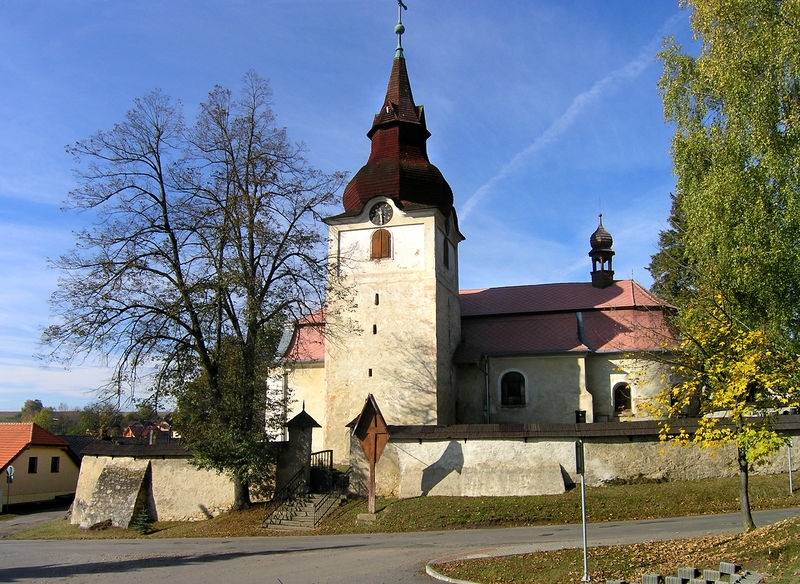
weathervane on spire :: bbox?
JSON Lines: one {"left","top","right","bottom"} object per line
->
{"left": 395, "top": 0, "right": 408, "bottom": 58}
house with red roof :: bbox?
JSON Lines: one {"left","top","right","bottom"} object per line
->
{"left": 0, "top": 423, "right": 80, "bottom": 506}
{"left": 271, "top": 15, "right": 676, "bottom": 469}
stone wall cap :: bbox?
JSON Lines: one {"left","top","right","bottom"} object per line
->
{"left": 386, "top": 415, "right": 800, "bottom": 441}
{"left": 81, "top": 441, "right": 192, "bottom": 458}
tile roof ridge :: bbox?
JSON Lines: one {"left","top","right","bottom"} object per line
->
{"left": 459, "top": 281, "right": 590, "bottom": 294}
{"left": 627, "top": 279, "right": 675, "bottom": 309}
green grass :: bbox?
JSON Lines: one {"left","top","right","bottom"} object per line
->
{"left": 315, "top": 472, "right": 798, "bottom": 534}
{"left": 433, "top": 515, "right": 800, "bottom": 584}
{"left": 9, "top": 472, "right": 799, "bottom": 540}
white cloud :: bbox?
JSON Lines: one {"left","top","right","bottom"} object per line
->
{"left": 459, "top": 12, "right": 683, "bottom": 222}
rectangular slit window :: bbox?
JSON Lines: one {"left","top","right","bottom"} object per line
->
{"left": 368, "top": 368, "right": 373, "bottom": 377}
{"left": 375, "top": 293, "right": 380, "bottom": 305}
{"left": 373, "top": 324, "right": 377, "bottom": 334}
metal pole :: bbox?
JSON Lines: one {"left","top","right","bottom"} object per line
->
{"left": 581, "top": 472, "right": 589, "bottom": 582}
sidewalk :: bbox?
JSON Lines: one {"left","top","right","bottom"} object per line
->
{"left": 0, "top": 503, "right": 70, "bottom": 538}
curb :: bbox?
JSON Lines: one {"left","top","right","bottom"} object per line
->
{"left": 425, "top": 548, "right": 500, "bottom": 584}
{"left": 425, "top": 562, "right": 479, "bottom": 584}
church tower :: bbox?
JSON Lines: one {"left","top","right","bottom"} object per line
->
{"left": 323, "top": 8, "right": 463, "bottom": 461}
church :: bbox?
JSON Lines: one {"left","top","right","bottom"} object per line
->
{"left": 273, "top": 14, "right": 674, "bottom": 467}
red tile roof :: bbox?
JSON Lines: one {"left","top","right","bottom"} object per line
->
{"left": 456, "top": 280, "right": 674, "bottom": 362}
{"left": 0, "top": 423, "right": 69, "bottom": 470}
{"left": 460, "top": 280, "right": 669, "bottom": 317}
{"left": 282, "top": 309, "right": 325, "bottom": 362}
{"left": 455, "top": 308, "right": 674, "bottom": 363}
{"left": 283, "top": 280, "right": 675, "bottom": 363}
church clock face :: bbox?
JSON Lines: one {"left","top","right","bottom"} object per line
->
{"left": 369, "top": 202, "right": 393, "bottom": 225}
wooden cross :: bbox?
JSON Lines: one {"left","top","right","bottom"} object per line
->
{"left": 353, "top": 394, "right": 390, "bottom": 514}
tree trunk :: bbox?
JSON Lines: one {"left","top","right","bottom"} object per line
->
{"left": 232, "top": 475, "right": 251, "bottom": 510}
{"left": 738, "top": 446, "right": 756, "bottom": 532}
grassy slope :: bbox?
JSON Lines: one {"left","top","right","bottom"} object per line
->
{"left": 9, "top": 472, "right": 798, "bottom": 541}
{"left": 434, "top": 515, "right": 800, "bottom": 584}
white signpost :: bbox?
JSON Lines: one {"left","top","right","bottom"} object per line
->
{"left": 575, "top": 440, "right": 589, "bottom": 582}
{"left": 4, "top": 465, "right": 13, "bottom": 511}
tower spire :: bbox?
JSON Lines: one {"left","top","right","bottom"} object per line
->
{"left": 395, "top": 1, "right": 408, "bottom": 58}
{"left": 341, "top": 0, "right": 453, "bottom": 215}
{"left": 589, "top": 214, "right": 615, "bottom": 288}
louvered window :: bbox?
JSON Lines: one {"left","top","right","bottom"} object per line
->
{"left": 371, "top": 229, "right": 391, "bottom": 259}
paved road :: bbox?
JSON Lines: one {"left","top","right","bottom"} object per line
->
{"left": 0, "top": 508, "right": 797, "bottom": 584}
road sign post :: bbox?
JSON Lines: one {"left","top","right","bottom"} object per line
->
{"left": 576, "top": 439, "right": 589, "bottom": 582}
{"left": 4, "top": 465, "right": 12, "bottom": 508}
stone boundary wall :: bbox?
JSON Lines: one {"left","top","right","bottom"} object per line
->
{"left": 72, "top": 455, "right": 235, "bottom": 527}
{"left": 349, "top": 417, "right": 800, "bottom": 498}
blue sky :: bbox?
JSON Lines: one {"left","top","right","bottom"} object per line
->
{"left": 0, "top": 1, "right": 695, "bottom": 411}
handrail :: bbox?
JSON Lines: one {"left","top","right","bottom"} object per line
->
{"left": 313, "top": 490, "right": 340, "bottom": 526}
{"left": 261, "top": 466, "right": 306, "bottom": 528}
{"left": 310, "top": 449, "right": 333, "bottom": 470}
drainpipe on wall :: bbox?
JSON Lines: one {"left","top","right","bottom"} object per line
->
{"left": 479, "top": 354, "right": 490, "bottom": 424}
{"left": 282, "top": 371, "right": 289, "bottom": 442}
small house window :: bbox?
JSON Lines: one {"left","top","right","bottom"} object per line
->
{"left": 371, "top": 229, "right": 391, "bottom": 259}
{"left": 614, "top": 383, "right": 632, "bottom": 415}
{"left": 51, "top": 456, "right": 60, "bottom": 473}
{"left": 28, "top": 456, "right": 38, "bottom": 474}
{"left": 501, "top": 371, "right": 526, "bottom": 406}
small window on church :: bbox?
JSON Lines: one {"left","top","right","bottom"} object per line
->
{"left": 373, "top": 324, "right": 377, "bottom": 334}
{"left": 375, "top": 293, "right": 380, "bottom": 305}
{"left": 614, "top": 383, "right": 632, "bottom": 415}
{"left": 501, "top": 371, "right": 526, "bottom": 406}
{"left": 443, "top": 239, "right": 450, "bottom": 268}
{"left": 371, "top": 229, "right": 391, "bottom": 259}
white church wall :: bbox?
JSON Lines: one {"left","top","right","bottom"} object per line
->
{"left": 454, "top": 363, "right": 487, "bottom": 423}
{"left": 281, "top": 362, "right": 326, "bottom": 449}
{"left": 487, "top": 354, "right": 590, "bottom": 424}
{"left": 585, "top": 355, "right": 667, "bottom": 422}
{"left": 434, "top": 221, "right": 461, "bottom": 426}
{"left": 338, "top": 223, "right": 426, "bottom": 272}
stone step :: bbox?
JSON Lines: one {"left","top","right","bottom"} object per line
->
{"left": 267, "top": 519, "right": 315, "bottom": 530}
{"left": 263, "top": 492, "right": 342, "bottom": 531}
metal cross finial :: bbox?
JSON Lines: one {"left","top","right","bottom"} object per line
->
{"left": 395, "top": 0, "right": 408, "bottom": 58}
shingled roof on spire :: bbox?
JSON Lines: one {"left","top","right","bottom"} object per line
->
{"left": 342, "top": 55, "right": 454, "bottom": 215}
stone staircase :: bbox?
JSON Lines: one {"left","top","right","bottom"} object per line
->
{"left": 264, "top": 492, "right": 343, "bottom": 531}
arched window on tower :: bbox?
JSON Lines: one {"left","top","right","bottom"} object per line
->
{"left": 371, "top": 229, "right": 391, "bottom": 259}
{"left": 613, "top": 382, "right": 632, "bottom": 416}
{"left": 500, "top": 371, "right": 526, "bottom": 406}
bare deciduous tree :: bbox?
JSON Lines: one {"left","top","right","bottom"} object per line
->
{"left": 44, "top": 71, "right": 346, "bottom": 507}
